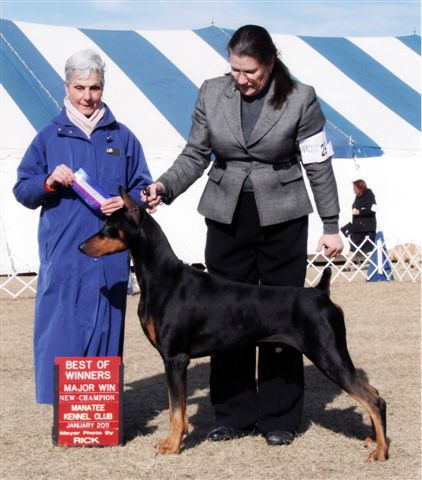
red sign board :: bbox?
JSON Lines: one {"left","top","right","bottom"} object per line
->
{"left": 53, "top": 357, "right": 123, "bottom": 446}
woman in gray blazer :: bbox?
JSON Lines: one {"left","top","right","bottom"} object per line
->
{"left": 143, "top": 25, "right": 343, "bottom": 446}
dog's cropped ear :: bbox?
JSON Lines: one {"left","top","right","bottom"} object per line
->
{"left": 119, "top": 187, "right": 144, "bottom": 226}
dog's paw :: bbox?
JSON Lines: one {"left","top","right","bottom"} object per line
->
{"left": 367, "top": 447, "right": 388, "bottom": 462}
{"left": 155, "top": 437, "right": 181, "bottom": 455}
{"left": 364, "top": 436, "right": 375, "bottom": 448}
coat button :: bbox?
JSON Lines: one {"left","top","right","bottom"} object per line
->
{"left": 69, "top": 130, "right": 73, "bottom": 134}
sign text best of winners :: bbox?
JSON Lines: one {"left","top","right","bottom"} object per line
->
{"left": 53, "top": 357, "right": 123, "bottom": 446}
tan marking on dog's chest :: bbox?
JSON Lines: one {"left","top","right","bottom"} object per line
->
{"left": 141, "top": 316, "right": 157, "bottom": 347}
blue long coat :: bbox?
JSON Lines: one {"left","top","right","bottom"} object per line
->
{"left": 13, "top": 105, "right": 152, "bottom": 404}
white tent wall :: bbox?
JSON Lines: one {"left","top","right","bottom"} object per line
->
{"left": 333, "top": 151, "right": 422, "bottom": 249}
{"left": 1, "top": 85, "right": 38, "bottom": 274}
{"left": 2, "top": 146, "right": 421, "bottom": 274}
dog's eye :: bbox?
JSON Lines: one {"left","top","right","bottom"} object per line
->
{"left": 104, "top": 224, "right": 118, "bottom": 237}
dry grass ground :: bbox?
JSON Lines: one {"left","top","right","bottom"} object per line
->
{"left": 1, "top": 280, "right": 420, "bottom": 480}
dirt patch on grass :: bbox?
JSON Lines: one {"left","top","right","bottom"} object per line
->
{"left": 1, "top": 281, "right": 420, "bottom": 480}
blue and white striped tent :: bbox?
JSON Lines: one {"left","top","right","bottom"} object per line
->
{"left": 1, "top": 20, "right": 421, "bottom": 273}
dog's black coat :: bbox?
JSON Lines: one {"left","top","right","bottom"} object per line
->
{"left": 79, "top": 191, "right": 388, "bottom": 460}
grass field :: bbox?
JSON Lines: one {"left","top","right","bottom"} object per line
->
{"left": 1, "top": 280, "right": 420, "bottom": 480}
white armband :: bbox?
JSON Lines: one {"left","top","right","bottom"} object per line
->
{"left": 299, "top": 129, "right": 334, "bottom": 164}
{"left": 371, "top": 204, "right": 378, "bottom": 212}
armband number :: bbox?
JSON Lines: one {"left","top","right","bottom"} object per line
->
{"left": 299, "top": 130, "right": 334, "bottom": 164}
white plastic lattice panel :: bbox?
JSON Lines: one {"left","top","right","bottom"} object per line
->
{"left": 0, "top": 273, "right": 37, "bottom": 299}
{"left": 306, "top": 236, "right": 421, "bottom": 285}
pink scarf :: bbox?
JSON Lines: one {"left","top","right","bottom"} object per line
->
{"left": 64, "top": 97, "right": 105, "bottom": 138}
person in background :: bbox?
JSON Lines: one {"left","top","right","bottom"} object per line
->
{"left": 142, "top": 25, "right": 343, "bottom": 446}
{"left": 349, "top": 179, "right": 377, "bottom": 256}
{"left": 13, "top": 49, "right": 152, "bottom": 404}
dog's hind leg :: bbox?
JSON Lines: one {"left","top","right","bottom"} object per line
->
{"left": 312, "top": 353, "right": 388, "bottom": 461}
{"left": 346, "top": 379, "right": 388, "bottom": 461}
{"left": 304, "top": 308, "right": 388, "bottom": 461}
{"left": 156, "top": 353, "right": 190, "bottom": 455}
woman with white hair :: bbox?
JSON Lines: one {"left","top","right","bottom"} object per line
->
{"left": 13, "top": 49, "right": 152, "bottom": 404}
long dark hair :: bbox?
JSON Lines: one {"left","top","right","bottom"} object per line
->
{"left": 228, "top": 25, "right": 295, "bottom": 109}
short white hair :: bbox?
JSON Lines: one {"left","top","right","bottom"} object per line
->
{"left": 64, "top": 49, "right": 106, "bottom": 86}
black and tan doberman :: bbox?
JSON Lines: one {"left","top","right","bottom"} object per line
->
{"left": 79, "top": 189, "right": 388, "bottom": 461}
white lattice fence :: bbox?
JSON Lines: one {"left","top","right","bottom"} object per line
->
{"left": 306, "top": 237, "right": 421, "bottom": 286}
{"left": 0, "top": 273, "right": 37, "bottom": 299}
{"left": 1, "top": 238, "right": 420, "bottom": 299}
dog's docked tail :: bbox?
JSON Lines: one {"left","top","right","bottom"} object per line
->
{"left": 316, "top": 267, "right": 332, "bottom": 296}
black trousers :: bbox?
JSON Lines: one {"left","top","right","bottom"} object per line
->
{"left": 205, "top": 192, "right": 308, "bottom": 434}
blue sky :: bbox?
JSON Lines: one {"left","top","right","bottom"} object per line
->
{"left": 1, "top": 0, "right": 420, "bottom": 36}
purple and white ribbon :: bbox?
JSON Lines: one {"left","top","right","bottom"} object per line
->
{"left": 72, "top": 168, "right": 111, "bottom": 211}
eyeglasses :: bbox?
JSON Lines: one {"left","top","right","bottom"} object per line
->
{"left": 230, "top": 69, "right": 259, "bottom": 80}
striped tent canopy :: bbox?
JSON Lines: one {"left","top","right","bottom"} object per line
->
{"left": 1, "top": 20, "right": 421, "bottom": 274}
{"left": 2, "top": 19, "right": 420, "bottom": 158}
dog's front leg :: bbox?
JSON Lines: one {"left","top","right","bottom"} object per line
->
{"left": 156, "top": 354, "right": 190, "bottom": 455}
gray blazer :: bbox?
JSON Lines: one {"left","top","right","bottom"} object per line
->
{"left": 158, "top": 75, "right": 340, "bottom": 227}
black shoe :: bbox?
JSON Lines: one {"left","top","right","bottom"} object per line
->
{"left": 206, "top": 426, "right": 253, "bottom": 442}
{"left": 265, "top": 430, "right": 294, "bottom": 446}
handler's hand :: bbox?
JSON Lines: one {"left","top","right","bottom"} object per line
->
{"left": 141, "top": 182, "right": 165, "bottom": 213}
{"left": 101, "top": 196, "right": 124, "bottom": 216}
{"left": 352, "top": 208, "right": 359, "bottom": 215}
{"left": 316, "top": 234, "right": 344, "bottom": 258}
{"left": 47, "top": 164, "right": 75, "bottom": 188}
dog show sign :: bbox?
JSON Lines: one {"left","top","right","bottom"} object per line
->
{"left": 53, "top": 356, "right": 123, "bottom": 446}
